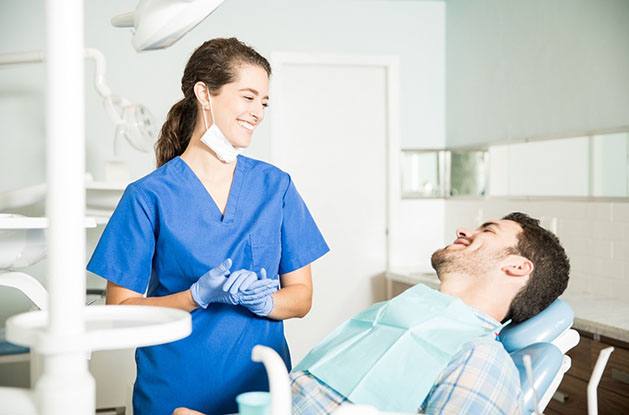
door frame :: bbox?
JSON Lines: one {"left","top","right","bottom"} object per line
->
{"left": 269, "top": 52, "right": 400, "bottom": 270}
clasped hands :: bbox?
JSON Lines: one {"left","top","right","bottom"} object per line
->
{"left": 190, "top": 259, "right": 278, "bottom": 316}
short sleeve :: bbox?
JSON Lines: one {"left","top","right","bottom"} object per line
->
{"left": 87, "top": 184, "right": 156, "bottom": 294}
{"left": 278, "top": 176, "right": 329, "bottom": 275}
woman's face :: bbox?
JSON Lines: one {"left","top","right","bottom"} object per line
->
{"left": 211, "top": 63, "right": 269, "bottom": 149}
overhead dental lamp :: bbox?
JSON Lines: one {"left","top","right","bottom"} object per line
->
{"left": 0, "top": 49, "right": 156, "bottom": 157}
{"left": 0, "top": 48, "right": 156, "bottom": 210}
{"left": 103, "top": 94, "right": 156, "bottom": 154}
{"left": 81, "top": 48, "right": 156, "bottom": 155}
{"left": 111, "top": 0, "right": 225, "bottom": 52}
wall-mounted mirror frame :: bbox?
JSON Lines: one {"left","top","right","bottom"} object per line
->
{"left": 401, "top": 148, "right": 489, "bottom": 199}
{"left": 400, "top": 149, "right": 447, "bottom": 198}
{"left": 402, "top": 129, "right": 629, "bottom": 200}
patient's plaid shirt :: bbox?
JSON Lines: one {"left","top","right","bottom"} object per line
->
{"left": 290, "top": 312, "right": 523, "bottom": 414}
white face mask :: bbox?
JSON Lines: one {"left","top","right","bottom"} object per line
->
{"left": 200, "top": 88, "right": 241, "bottom": 163}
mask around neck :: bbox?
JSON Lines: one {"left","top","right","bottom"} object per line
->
{"left": 200, "top": 123, "right": 241, "bottom": 163}
{"left": 200, "top": 89, "right": 241, "bottom": 163}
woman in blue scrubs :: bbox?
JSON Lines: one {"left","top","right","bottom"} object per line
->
{"left": 87, "top": 38, "right": 329, "bottom": 415}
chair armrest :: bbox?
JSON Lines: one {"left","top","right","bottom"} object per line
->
{"left": 552, "top": 328, "right": 580, "bottom": 354}
{"left": 511, "top": 343, "right": 563, "bottom": 414}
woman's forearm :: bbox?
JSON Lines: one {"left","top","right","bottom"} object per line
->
{"left": 108, "top": 289, "right": 199, "bottom": 312}
{"left": 266, "top": 283, "right": 312, "bottom": 320}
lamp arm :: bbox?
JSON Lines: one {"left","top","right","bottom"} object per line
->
{"left": 84, "top": 48, "right": 112, "bottom": 98}
{"left": 0, "top": 48, "right": 112, "bottom": 99}
{"left": 0, "top": 48, "right": 154, "bottom": 155}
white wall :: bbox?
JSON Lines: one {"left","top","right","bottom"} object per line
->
{"left": 391, "top": 199, "right": 445, "bottom": 271}
{"left": 446, "top": 0, "right": 629, "bottom": 147}
{"left": 1, "top": 0, "right": 446, "bottom": 275}
{"left": 1, "top": 0, "right": 445, "bottom": 192}
{"left": 0, "top": 0, "right": 446, "bottom": 316}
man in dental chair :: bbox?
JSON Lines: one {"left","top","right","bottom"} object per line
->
{"left": 175, "top": 212, "right": 570, "bottom": 415}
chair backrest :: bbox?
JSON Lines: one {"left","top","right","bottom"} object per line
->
{"left": 498, "top": 299, "right": 579, "bottom": 414}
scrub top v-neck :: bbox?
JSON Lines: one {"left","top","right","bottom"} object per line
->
{"left": 87, "top": 155, "right": 329, "bottom": 415}
{"left": 179, "top": 155, "right": 245, "bottom": 223}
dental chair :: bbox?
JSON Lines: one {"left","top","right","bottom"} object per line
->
{"left": 500, "top": 299, "right": 579, "bottom": 414}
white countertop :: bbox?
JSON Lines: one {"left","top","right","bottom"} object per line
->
{"left": 560, "top": 291, "right": 629, "bottom": 344}
{"left": 385, "top": 268, "right": 440, "bottom": 289}
{"left": 0, "top": 215, "right": 97, "bottom": 229}
{"left": 386, "top": 269, "right": 629, "bottom": 344}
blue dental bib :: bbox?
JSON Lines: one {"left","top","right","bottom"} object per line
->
{"left": 295, "top": 284, "right": 501, "bottom": 412}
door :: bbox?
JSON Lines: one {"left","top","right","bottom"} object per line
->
{"left": 271, "top": 59, "right": 389, "bottom": 362}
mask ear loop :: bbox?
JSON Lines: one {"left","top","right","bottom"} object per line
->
{"left": 201, "top": 106, "right": 209, "bottom": 132}
{"left": 202, "top": 84, "right": 215, "bottom": 133}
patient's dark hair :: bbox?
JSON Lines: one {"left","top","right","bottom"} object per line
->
{"left": 502, "top": 212, "right": 570, "bottom": 323}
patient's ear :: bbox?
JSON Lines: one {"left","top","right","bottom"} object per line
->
{"left": 500, "top": 255, "right": 534, "bottom": 278}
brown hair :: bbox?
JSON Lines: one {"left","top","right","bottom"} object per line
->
{"left": 155, "top": 38, "right": 271, "bottom": 167}
{"left": 503, "top": 212, "right": 570, "bottom": 323}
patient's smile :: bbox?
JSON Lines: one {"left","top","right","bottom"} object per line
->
{"left": 447, "top": 237, "right": 471, "bottom": 250}
{"left": 453, "top": 238, "right": 470, "bottom": 246}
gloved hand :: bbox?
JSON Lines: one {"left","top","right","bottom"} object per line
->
{"left": 191, "top": 259, "right": 253, "bottom": 308}
{"left": 239, "top": 268, "right": 278, "bottom": 317}
{"left": 228, "top": 268, "right": 279, "bottom": 303}
{"left": 190, "top": 260, "right": 279, "bottom": 309}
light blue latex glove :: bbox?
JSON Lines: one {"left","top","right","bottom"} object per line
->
{"left": 236, "top": 268, "right": 280, "bottom": 304}
{"left": 230, "top": 268, "right": 280, "bottom": 303}
{"left": 191, "top": 259, "right": 257, "bottom": 308}
{"left": 239, "top": 268, "right": 278, "bottom": 317}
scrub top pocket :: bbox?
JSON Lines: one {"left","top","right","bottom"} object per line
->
{"left": 249, "top": 232, "right": 281, "bottom": 277}
{"left": 230, "top": 236, "right": 255, "bottom": 272}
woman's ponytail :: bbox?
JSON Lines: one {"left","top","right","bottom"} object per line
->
{"left": 155, "top": 95, "right": 197, "bottom": 167}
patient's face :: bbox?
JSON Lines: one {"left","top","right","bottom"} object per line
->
{"left": 431, "top": 219, "right": 522, "bottom": 276}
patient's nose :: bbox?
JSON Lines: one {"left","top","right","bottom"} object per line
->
{"left": 456, "top": 228, "right": 470, "bottom": 238}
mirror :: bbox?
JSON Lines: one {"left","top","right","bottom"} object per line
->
{"left": 402, "top": 131, "right": 628, "bottom": 199}
{"left": 401, "top": 149, "right": 489, "bottom": 198}
{"left": 591, "top": 132, "right": 628, "bottom": 197}
{"left": 449, "top": 150, "right": 489, "bottom": 197}
{"left": 489, "top": 131, "right": 629, "bottom": 197}
{"left": 401, "top": 150, "right": 445, "bottom": 198}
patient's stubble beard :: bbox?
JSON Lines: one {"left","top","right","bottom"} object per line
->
{"left": 431, "top": 247, "right": 499, "bottom": 280}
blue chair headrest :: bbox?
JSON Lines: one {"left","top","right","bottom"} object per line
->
{"left": 499, "top": 299, "right": 574, "bottom": 353}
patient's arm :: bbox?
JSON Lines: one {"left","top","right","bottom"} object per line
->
{"left": 421, "top": 338, "right": 522, "bottom": 414}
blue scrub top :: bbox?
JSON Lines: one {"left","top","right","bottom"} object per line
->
{"left": 87, "top": 155, "right": 329, "bottom": 415}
